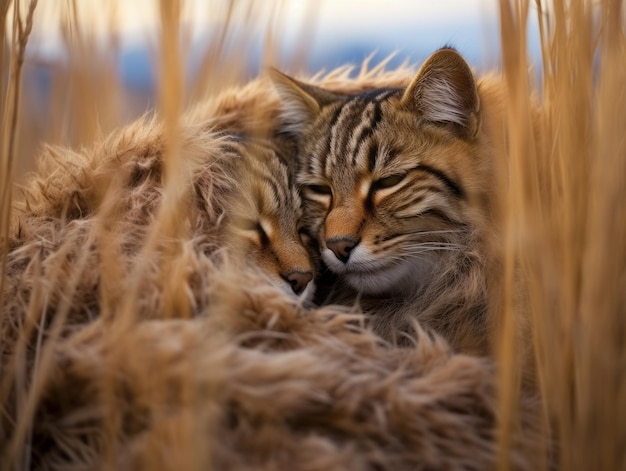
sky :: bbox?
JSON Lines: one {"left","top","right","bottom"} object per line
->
{"left": 21, "top": 1, "right": 542, "bottom": 88}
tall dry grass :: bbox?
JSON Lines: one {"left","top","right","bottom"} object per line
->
{"left": 1, "top": 0, "right": 37, "bottom": 333}
{"left": 496, "top": 0, "right": 626, "bottom": 469}
{"left": 0, "top": 0, "right": 624, "bottom": 469}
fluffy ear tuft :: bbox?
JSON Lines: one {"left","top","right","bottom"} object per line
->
{"left": 401, "top": 48, "right": 480, "bottom": 139}
{"left": 269, "top": 68, "right": 340, "bottom": 134}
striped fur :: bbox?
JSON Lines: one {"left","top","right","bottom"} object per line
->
{"left": 272, "top": 49, "right": 500, "bottom": 353}
{"left": 226, "top": 137, "right": 315, "bottom": 298}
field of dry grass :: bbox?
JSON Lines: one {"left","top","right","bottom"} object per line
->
{"left": 1, "top": 1, "right": 625, "bottom": 469}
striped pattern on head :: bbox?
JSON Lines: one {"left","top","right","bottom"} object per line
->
{"left": 226, "top": 137, "right": 315, "bottom": 298}
{"left": 271, "top": 48, "right": 486, "bottom": 297}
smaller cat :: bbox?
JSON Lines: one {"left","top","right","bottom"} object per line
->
{"left": 224, "top": 136, "right": 315, "bottom": 299}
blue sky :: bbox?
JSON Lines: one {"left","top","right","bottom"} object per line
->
{"left": 289, "top": 0, "right": 502, "bottom": 70}
{"left": 25, "top": 1, "right": 542, "bottom": 89}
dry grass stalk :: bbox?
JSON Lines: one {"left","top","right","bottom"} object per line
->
{"left": 1, "top": 3, "right": 39, "bottom": 462}
{"left": 57, "top": 0, "right": 123, "bottom": 147}
{"left": 498, "top": 0, "right": 626, "bottom": 469}
{"left": 1, "top": 0, "right": 38, "bottom": 339}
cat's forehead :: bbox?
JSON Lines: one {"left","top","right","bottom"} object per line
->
{"left": 236, "top": 142, "right": 299, "bottom": 217}
{"left": 299, "top": 88, "right": 421, "bottom": 179}
{"left": 317, "top": 87, "right": 402, "bottom": 121}
{"left": 254, "top": 167, "right": 294, "bottom": 209}
{"left": 353, "top": 87, "right": 403, "bottom": 102}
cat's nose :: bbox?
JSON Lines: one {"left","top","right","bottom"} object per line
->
{"left": 284, "top": 270, "right": 313, "bottom": 295}
{"left": 326, "top": 237, "right": 358, "bottom": 263}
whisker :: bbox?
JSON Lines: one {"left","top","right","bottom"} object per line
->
{"left": 412, "top": 229, "right": 465, "bottom": 236}
{"left": 382, "top": 248, "right": 462, "bottom": 265}
{"left": 401, "top": 242, "right": 467, "bottom": 251}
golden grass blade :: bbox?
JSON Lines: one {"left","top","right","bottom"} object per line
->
{"left": 1, "top": 0, "right": 38, "bottom": 338}
{"left": 496, "top": 2, "right": 542, "bottom": 468}
{"left": 499, "top": 0, "right": 626, "bottom": 468}
{"left": 575, "top": 1, "right": 626, "bottom": 467}
{"left": 1, "top": 5, "right": 39, "bottom": 462}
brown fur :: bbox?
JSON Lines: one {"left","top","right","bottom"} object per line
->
{"left": 1, "top": 61, "right": 542, "bottom": 469}
{"left": 271, "top": 49, "right": 508, "bottom": 357}
{"left": 225, "top": 137, "right": 315, "bottom": 296}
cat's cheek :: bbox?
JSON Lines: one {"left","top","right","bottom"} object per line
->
{"left": 343, "top": 266, "right": 413, "bottom": 296}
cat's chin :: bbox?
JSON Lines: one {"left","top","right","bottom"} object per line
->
{"left": 322, "top": 247, "right": 429, "bottom": 297}
{"left": 266, "top": 274, "right": 316, "bottom": 303}
{"left": 342, "top": 267, "right": 419, "bottom": 296}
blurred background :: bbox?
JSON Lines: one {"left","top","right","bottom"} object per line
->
{"left": 15, "top": 0, "right": 541, "bottom": 181}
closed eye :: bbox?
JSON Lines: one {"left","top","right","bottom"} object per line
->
{"left": 297, "top": 226, "right": 313, "bottom": 245}
{"left": 255, "top": 221, "right": 270, "bottom": 246}
{"left": 420, "top": 208, "right": 459, "bottom": 225}
{"left": 235, "top": 218, "right": 270, "bottom": 246}
{"left": 302, "top": 183, "right": 333, "bottom": 205}
{"left": 372, "top": 173, "right": 406, "bottom": 191}
{"left": 305, "top": 184, "right": 332, "bottom": 196}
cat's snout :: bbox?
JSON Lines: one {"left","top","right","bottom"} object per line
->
{"left": 326, "top": 237, "right": 358, "bottom": 263}
{"left": 284, "top": 270, "right": 313, "bottom": 295}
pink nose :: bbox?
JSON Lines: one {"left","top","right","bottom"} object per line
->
{"left": 326, "top": 237, "right": 358, "bottom": 263}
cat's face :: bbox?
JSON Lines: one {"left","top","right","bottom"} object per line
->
{"left": 228, "top": 139, "right": 315, "bottom": 299}
{"left": 272, "top": 49, "right": 488, "bottom": 297}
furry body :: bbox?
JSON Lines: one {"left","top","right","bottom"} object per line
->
{"left": 1, "top": 57, "right": 541, "bottom": 470}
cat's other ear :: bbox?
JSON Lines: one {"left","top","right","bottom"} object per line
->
{"left": 401, "top": 48, "right": 480, "bottom": 139}
{"left": 269, "top": 68, "right": 341, "bottom": 134}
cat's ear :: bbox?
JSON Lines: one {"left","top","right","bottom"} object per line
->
{"left": 269, "top": 68, "right": 341, "bottom": 134}
{"left": 401, "top": 48, "right": 480, "bottom": 139}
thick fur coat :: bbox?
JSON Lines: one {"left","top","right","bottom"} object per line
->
{"left": 1, "top": 62, "right": 542, "bottom": 469}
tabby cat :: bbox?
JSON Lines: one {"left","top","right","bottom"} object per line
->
{"left": 224, "top": 136, "right": 315, "bottom": 298}
{"left": 271, "top": 48, "right": 502, "bottom": 352}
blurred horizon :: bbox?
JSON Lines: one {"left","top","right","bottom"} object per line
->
{"left": 15, "top": 0, "right": 542, "bottom": 180}
{"left": 23, "top": 1, "right": 543, "bottom": 86}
